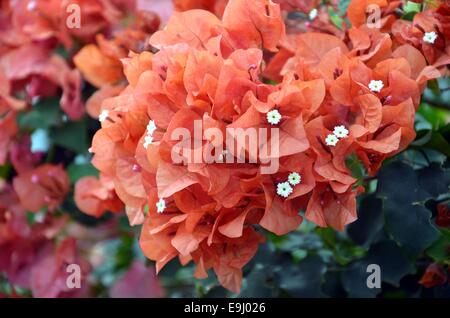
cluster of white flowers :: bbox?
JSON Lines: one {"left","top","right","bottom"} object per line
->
{"left": 325, "top": 125, "right": 349, "bottom": 147}
{"left": 156, "top": 198, "right": 166, "bottom": 213}
{"left": 368, "top": 80, "right": 384, "bottom": 93}
{"left": 267, "top": 109, "right": 282, "bottom": 125}
{"left": 277, "top": 172, "right": 302, "bottom": 198}
{"left": 143, "top": 120, "right": 157, "bottom": 149}
{"left": 423, "top": 31, "right": 438, "bottom": 44}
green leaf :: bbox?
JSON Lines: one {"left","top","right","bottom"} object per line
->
{"left": 240, "top": 264, "right": 275, "bottom": 297}
{"left": 67, "top": 163, "right": 98, "bottom": 184}
{"left": 377, "top": 161, "right": 439, "bottom": 254}
{"left": 50, "top": 120, "right": 88, "bottom": 154}
{"left": 426, "top": 80, "right": 441, "bottom": 95}
{"left": 328, "top": 7, "right": 344, "bottom": 30}
{"left": 342, "top": 241, "right": 415, "bottom": 297}
{"left": 316, "top": 228, "right": 365, "bottom": 265}
{"left": 401, "top": 1, "right": 423, "bottom": 21}
{"left": 440, "top": 122, "right": 450, "bottom": 140}
{"left": 417, "top": 163, "right": 450, "bottom": 198}
{"left": 292, "top": 249, "right": 308, "bottom": 262}
{"left": 366, "top": 241, "right": 415, "bottom": 286}
{"left": 55, "top": 45, "right": 70, "bottom": 60}
{"left": 115, "top": 235, "right": 134, "bottom": 271}
{"left": 377, "top": 161, "right": 429, "bottom": 205}
{"left": 275, "top": 255, "right": 325, "bottom": 297}
{"left": 347, "top": 195, "right": 384, "bottom": 247}
{"left": 426, "top": 228, "right": 450, "bottom": 263}
{"left": 17, "top": 98, "right": 61, "bottom": 130}
{"left": 384, "top": 203, "right": 438, "bottom": 254}
{"left": 316, "top": 227, "right": 336, "bottom": 246}
{"left": 278, "top": 232, "right": 323, "bottom": 252}
{"left": 346, "top": 154, "right": 366, "bottom": 187}
{"left": 338, "top": 0, "right": 351, "bottom": 16}
{"left": 401, "top": 11, "right": 416, "bottom": 21}
{"left": 415, "top": 131, "right": 450, "bottom": 158}
{"left": 143, "top": 204, "right": 150, "bottom": 217}
{"left": 267, "top": 232, "right": 288, "bottom": 246}
{"left": 26, "top": 212, "right": 37, "bottom": 225}
{"left": 417, "top": 103, "right": 449, "bottom": 130}
{"left": 403, "top": 1, "right": 422, "bottom": 13}
{"left": 0, "top": 163, "right": 12, "bottom": 179}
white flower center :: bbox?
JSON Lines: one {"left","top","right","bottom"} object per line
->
{"left": 325, "top": 134, "right": 339, "bottom": 147}
{"left": 267, "top": 109, "right": 282, "bottom": 125}
{"left": 277, "top": 182, "right": 293, "bottom": 198}
{"left": 288, "top": 172, "right": 301, "bottom": 186}
{"left": 333, "top": 125, "right": 349, "bottom": 139}
{"left": 423, "top": 31, "right": 438, "bottom": 44}
{"left": 156, "top": 198, "right": 166, "bottom": 213}
{"left": 368, "top": 80, "right": 384, "bottom": 93}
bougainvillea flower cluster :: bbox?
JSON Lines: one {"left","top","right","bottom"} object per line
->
{"left": 0, "top": 0, "right": 165, "bottom": 297}
{"left": 0, "top": 181, "right": 90, "bottom": 297}
{"left": 79, "top": 0, "right": 449, "bottom": 292}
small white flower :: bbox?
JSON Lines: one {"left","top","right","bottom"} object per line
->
{"left": 325, "top": 134, "right": 339, "bottom": 147}
{"left": 143, "top": 135, "right": 153, "bottom": 149}
{"left": 146, "top": 120, "right": 157, "bottom": 135}
{"left": 277, "top": 182, "right": 293, "bottom": 198}
{"left": 267, "top": 109, "right": 282, "bottom": 125}
{"left": 156, "top": 198, "right": 166, "bottom": 213}
{"left": 333, "top": 125, "right": 349, "bottom": 139}
{"left": 423, "top": 31, "right": 438, "bottom": 44}
{"left": 309, "top": 8, "right": 318, "bottom": 20}
{"left": 288, "top": 172, "right": 301, "bottom": 186}
{"left": 368, "top": 80, "right": 384, "bottom": 93}
{"left": 99, "top": 110, "right": 109, "bottom": 122}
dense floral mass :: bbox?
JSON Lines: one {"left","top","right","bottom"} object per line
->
{"left": 0, "top": 0, "right": 449, "bottom": 297}
{"left": 0, "top": 0, "right": 164, "bottom": 297}
{"left": 80, "top": 0, "right": 449, "bottom": 292}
